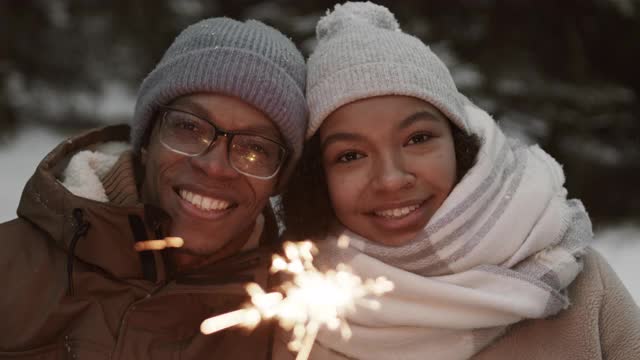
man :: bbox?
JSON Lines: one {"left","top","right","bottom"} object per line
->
{"left": 0, "top": 17, "right": 307, "bottom": 359}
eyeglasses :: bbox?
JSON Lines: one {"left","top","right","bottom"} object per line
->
{"left": 157, "top": 106, "right": 288, "bottom": 179}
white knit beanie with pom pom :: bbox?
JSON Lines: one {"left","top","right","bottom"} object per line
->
{"left": 306, "top": 1, "right": 470, "bottom": 138}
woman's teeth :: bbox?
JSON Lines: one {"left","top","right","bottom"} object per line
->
{"left": 179, "top": 189, "right": 231, "bottom": 211}
{"left": 375, "top": 204, "right": 421, "bottom": 219}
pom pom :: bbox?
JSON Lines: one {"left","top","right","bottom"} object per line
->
{"left": 317, "top": 1, "right": 400, "bottom": 40}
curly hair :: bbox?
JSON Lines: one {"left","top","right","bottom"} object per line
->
{"left": 278, "top": 122, "right": 482, "bottom": 240}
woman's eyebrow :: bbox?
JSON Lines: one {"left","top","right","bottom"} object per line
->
{"left": 321, "top": 110, "right": 445, "bottom": 148}
{"left": 321, "top": 132, "right": 366, "bottom": 150}
{"left": 399, "top": 110, "right": 445, "bottom": 129}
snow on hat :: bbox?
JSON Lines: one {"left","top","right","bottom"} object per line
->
{"left": 131, "top": 17, "right": 308, "bottom": 179}
{"left": 306, "top": 1, "right": 469, "bottom": 138}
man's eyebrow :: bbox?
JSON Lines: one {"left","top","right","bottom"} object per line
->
{"left": 240, "top": 124, "right": 282, "bottom": 140}
{"left": 399, "top": 110, "right": 446, "bottom": 129}
{"left": 169, "top": 98, "right": 282, "bottom": 140}
{"left": 170, "top": 98, "right": 206, "bottom": 113}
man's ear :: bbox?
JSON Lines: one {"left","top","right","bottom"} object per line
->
{"left": 139, "top": 119, "right": 159, "bottom": 167}
{"left": 140, "top": 147, "right": 148, "bottom": 166}
{"left": 271, "top": 175, "right": 286, "bottom": 196}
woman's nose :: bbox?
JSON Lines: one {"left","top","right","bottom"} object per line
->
{"left": 371, "top": 153, "right": 416, "bottom": 192}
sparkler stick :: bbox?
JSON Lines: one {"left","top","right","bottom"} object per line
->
{"left": 200, "top": 308, "right": 260, "bottom": 334}
{"left": 296, "top": 320, "right": 319, "bottom": 360}
{"left": 134, "top": 237, "right": 184, "bottom": 251}
{"left": 200, "top": 239, "right": 394, "bottom": 360}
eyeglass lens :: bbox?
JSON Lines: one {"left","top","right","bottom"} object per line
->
{"left": 160, "top": 110, "right": 284, "bottom": 178}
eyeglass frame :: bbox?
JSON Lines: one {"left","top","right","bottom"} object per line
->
{"left": 156, "top": 105, "right": 289, "bottom": 180}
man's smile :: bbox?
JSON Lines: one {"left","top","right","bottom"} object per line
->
{"left": 177, "top": 188, "right": 233, "bottom": 211}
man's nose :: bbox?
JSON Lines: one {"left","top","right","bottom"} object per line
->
{"left": 371, "top": 153, "right": 416, "bottom": 192}
{"left": 190, "top": 138, "right": 239, "bottom": 179}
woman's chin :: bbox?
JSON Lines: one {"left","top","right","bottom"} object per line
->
{"left": 369, "top": 232, "right": 419, "bottom": 247}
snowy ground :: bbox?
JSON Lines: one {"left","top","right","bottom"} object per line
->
{"left": 1, "top": 123, "right": 638, "bottom": 304}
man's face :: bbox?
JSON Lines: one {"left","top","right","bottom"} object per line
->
{"left": 141, "top": 93, "right": 280, "bottom": 261}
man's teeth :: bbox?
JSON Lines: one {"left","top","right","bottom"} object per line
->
{"left": 179, "top": 189, "right": 231, "bottom": 211}
{"left": 375, "top": 204, "right": 420, "bottom": 218}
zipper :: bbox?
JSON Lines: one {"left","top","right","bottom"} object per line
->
{"left": 67, "top": 208, "right": 90, "bottom": 296}
{"left": 110, "top": 281, "right": 168, "bottom": 360}
{"left": 64, "top": 335, "right": 75, "bottom": 360}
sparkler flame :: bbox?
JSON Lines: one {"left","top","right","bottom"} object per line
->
{"left": 200, "top": 239, "right": 394, "bottom": 360}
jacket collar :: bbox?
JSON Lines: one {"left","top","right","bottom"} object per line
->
{"left": 16, "top": 125, "right": 164, "bottom": 280}
{"left": 16, "top": 124, "right": 279, "bottom": 282}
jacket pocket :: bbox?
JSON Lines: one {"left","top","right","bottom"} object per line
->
{"left": 0, "top": 343, "right": 64, "bottom": 359}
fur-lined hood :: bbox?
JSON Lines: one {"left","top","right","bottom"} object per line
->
{"left": 1, "top": 125, "right": 282, "bottom": 357}
{"left": 15, "top": 124, "right": 158, "bottom": 279}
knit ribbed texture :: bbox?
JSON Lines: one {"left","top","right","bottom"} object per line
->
{"left": 306, "top": 1, "right": 469, "bottom": 138}
{"left": 309, "top": 102, "right": 592, "bottom": 360}
{"left": 100, "top": 151, "right": 140, "bottom": 207}
{"left": 132, "top": 18, "right": 308, "bottom": 179}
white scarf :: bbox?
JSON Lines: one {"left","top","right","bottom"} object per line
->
{"left": 310, "top": 103, "right": 592, "bottom": 360}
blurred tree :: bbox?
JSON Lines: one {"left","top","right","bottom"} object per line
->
{"left": 1, "top": 0, "right": 638, "bottom": 222}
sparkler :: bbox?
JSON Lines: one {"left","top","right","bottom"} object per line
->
{"left": 200, "top": 237, "right": 394, "bottom": 360}
{"left": 134, "top": 236, "right": 184, "bottom": 251}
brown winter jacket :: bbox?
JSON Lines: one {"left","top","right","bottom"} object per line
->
{"left": 274, "top": 248, "right": 640, "bottom": 359}
{"left": 474, "top": 248, "right": 640, "bottom": 359}
{"left": 0, "top": 125, "right": 282, "bottom": 359}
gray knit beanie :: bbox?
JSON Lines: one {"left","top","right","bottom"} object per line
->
{"left": 132, "top": 17, "right": 308, "bottom": 177}
{"left": 306, "top": 1, "right": 469, "bottom": 138}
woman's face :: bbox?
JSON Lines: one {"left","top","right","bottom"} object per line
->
{"left": 319, "top": 95, "right": 457, "bottom": 246}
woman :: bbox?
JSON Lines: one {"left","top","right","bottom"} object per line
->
{"left": 278, "top": 2, "right": 640, "bottom": 359}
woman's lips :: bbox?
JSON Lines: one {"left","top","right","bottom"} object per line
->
{"left": 374, "top": 202, "right": 422, "bottom": 219}
{"left": 366, "top": 199, "right": 430, "bottom": 232}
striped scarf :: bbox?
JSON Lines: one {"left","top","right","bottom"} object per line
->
{"left": 311, "top": 103, "right": 593, "bottom": 360}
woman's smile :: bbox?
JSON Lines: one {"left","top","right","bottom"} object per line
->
{"left": 365, "top": 198, "right": 431, "bottom": 235}
{"left": 320, "top": 95, "right": 457, "bottom": 246}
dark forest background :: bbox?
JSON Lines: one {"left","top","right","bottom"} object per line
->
{"left": 1, "top": 0, "right": 639, "bottom": 226}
